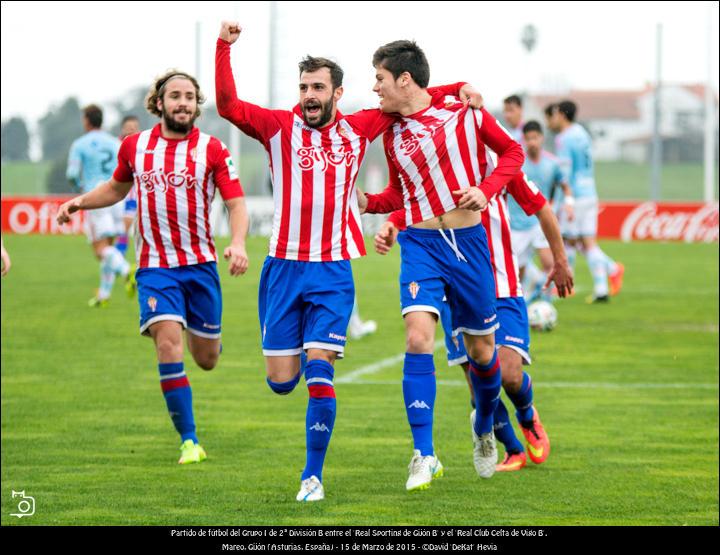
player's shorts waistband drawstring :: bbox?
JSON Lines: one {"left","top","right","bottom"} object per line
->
{"left": 439, "top": 229, "right": 468, "bottom": 263}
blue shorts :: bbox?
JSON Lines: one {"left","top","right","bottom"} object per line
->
{"left": 136, "top": 262, "right": 222, "bottom": 338}
{"left": 398, "top": 225, "right": 497, "bottom": 336}
{"left": 258, "top": 256, "right": 355, "bottom": 357}
{"left": 441, "top": 296, "right": 532, "bottom": 366}
{"left": 124, "top": 198, "right": 137, "bottom": 219}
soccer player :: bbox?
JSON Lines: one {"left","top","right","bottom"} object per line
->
{"left": 66, "top": 104, "right": 130, "bottom": 306}
{"left": 502, "top": 94, "right": 524, "bottom": 144}
{"left": 358, "top": 40, "right": 526, "bottom": 489}
{"left": 115, "top": 115, "right": 142, "bottom": 258}
{"left": 377, "top": 170, "right": 573, "bottom": 473}
{"left": 57, "top": 70, "right": 250, "bottom": 465}
{"left": 509, "top": 121, "right": 574, "bottom": 303}
{"left": 1, "top": 237, "right": 10, "bottom": 277}
{"left": 215, "top": 22, "right": 479, "bottom": 502}
{"left": 545, "top": 101, "right": 624, "bottom": 302}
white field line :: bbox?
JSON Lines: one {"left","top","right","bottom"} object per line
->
{"left": 338, "top": 379, "right": 719, "bottom": 390}
{"left": 335, "top": 340, "right": 445, "bottom": 384}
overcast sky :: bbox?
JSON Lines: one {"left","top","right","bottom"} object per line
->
{"left": 2, "top": 0, "right": 718, "bottom": 125}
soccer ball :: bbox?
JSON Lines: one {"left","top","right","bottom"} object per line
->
{"left": 527, "top": 300, "right": 558, "bottom": 331}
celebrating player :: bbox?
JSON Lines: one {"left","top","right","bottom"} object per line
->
{"left": 358, "top": 40, "right": 526, "bottom": 489}
{"left": 215, "top": 22, "right": 480, "bottom": 502}
{"left": 66, "top": 104, "right": 130, "bottom": 307}
{"left": 545, "top": 101, "right": 624, "bottom": 302}
{"left": 57, "top": 70, "right": 250, "bottom": 465}
{"left": 509, "top": 121, "right": 574, "bottom": 303}
{"left": 378, "top": 169, "right": 572, "bottom": 473}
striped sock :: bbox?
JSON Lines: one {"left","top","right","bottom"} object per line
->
{"left": 158, "top": 362, "right": 197, "bottom": 443}
{"left": 468, "top": 352, "right": 502, "bottom": 436}
{"left": 403, "top": 353, "right": 436, "bottom": 456}
{"left": 302, "top": 359, "right": 336, "bottom": 482}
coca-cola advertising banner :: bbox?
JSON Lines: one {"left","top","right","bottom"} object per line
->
{"left": 1, "top": 196, "right": 718, "bottom": 243}
{"left": 597, "top": 202, "right": 718, "bottom": 243}
{"left": 1, "top": 196, "right": 84, "bottom": 235}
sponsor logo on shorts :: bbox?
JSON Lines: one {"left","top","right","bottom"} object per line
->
{"left": 407, "top": 400, "right": 431, "bottom": 410}
{"left": 203, "top": 323, "right": 220, "bottom": 330}
{"left": 148, "top": 296, "right": 157, "bottom": 312}
{"left": 309, "top": 422, "right": 330, "bottom": 433}
{"left": 484, "top": 314, "right": 497, "bottom": 324}
{"left": 328, "top": 332, "right": 346, "bottom": 341}
{"left": 504, "top": 335, "right": 525, "bottom": 345}
{"left": 408, "top": 281, "right": 420, "bottom": 300}
{"left": 451, "top": 336, "right": 460, "bottom": 350}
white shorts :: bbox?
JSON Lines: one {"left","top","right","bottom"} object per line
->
{"left": 559, "top": 197, "right": 598, "bottom": 238}
{"left": 512, "top": 224, "right": 549, "bottom": 268}
{"left": 84, "top": 202, "right": 125, "bottom": 243}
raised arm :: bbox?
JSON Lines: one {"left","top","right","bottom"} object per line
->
{"left": 215, "top": 22, "right": 283, "bottom": 144}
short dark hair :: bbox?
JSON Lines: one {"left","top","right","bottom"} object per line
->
{"left": 372, "top": 40, "right": 430, "bottom": 88}
{"left": 544, "top": 103, "right": 558, "bottom": 117}
{"left": 523, "top": 120, "right": 543, "bottom": 135}
{"left": 121, "top": 114, "right": 139, "bottom": 125}
{"left": 504, "top": 94, "right": 522, "bottom": 107}
{"left": 83, "top": 104, "right": 103, "bottom": 128}
{"left": 298, "top": 56, "right": 344, "bottom": 89}
{"left": 557, "top": 100, "right": 577, "bottom": 122}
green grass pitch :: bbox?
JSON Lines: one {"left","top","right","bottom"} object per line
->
{"left": 1, "top": 234, "right": 718, "bottom": 525}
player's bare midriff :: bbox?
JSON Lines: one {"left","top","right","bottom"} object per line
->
{"left": 411, "top": 207, "right": 481, "bottom": 230}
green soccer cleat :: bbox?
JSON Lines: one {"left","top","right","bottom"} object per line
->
{"left": 125, "top": 264, "right": 137, "bottom": 298}
{"left": 178, "top": 439, "right": 207, "bottom": 465}
{"left": 88, "top": 296, "right": 109, "bottom": 308}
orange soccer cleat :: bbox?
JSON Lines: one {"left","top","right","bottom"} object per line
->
{"left": 496, "top": 451, "right": 527, "bottom": 472}
{"left": 520, "top": 408, "right": 550, "bottom": 464}
{"left": 609, "top": 262, "right": 625, "bottom": 296}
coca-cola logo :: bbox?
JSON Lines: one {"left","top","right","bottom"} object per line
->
{"left": 2, "top": 199, "right": 83, "bottom": 235}
{"left": 620, "top": 202, "right": 719, "bottom": 243}
{"left": 139, "top": 167, "right": 197, "bottom": 193}
{"left": 297, "top": 146, "right": 357, "bottom": 172}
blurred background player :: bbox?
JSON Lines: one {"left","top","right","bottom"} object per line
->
{"left": 1, "top": 237, "right": 10, "bottom": 277}
{"left": 348, "top": 297, "right": 377, "bottom": 339}
{"left": 378, "top": 169, "right": 573, "bottom": 474}
{"left": 546, "top": 101, "right": 624, "bottom": 303}
{"left": 66, "top": 104, "right": 130, "bottom": 307}
{"left": 114, "top": 115, "right": 141, "bottom": 259}
{"left": 509, "top": 120, "right": 574, "bottom": 303}
{"left": 502, "top": 94, "right": 525, "bottom": 144}
{"left": 57, "top": 70, "right": 250, "bottom": 466}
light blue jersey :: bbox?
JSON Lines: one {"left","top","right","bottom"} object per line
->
{"left": 66, "top": 130, "right": 120, "bottom": 193}
{"left": 555, "top": 123, "right": 596, "bottom": 199}
{"left": 508, "top": 151, "right": 564, "bottom": 231}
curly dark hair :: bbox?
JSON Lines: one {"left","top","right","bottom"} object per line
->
{"left": 145, "top": 70, "right": 205, "bottom": 118}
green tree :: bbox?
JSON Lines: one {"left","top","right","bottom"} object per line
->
{"left": 1, "top": 117, "right": 30, "bottom": 161}
{"left": 38, "top": 97, "right": 82, "bottom": 193}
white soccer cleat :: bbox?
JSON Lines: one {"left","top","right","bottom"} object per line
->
{"left": 406, "top": 449, "right": 444, "bottom": 491}
{"left": 296, "top": 475, "right": 325, "bottom": 502}
{"left": 470, "top": 410, "right": 497, "bottom": 479}
{"left": 349, "top": 319, "right": 378, "bottom": 339}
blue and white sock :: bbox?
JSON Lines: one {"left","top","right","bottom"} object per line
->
{"left": 468, "top": 352, "right": 502, "bottom": 436}
{"left": 586, "top": 245, "right": 609, "bottom": 297}
{"left": 403, "top": 353, "right": 436, "bottom": 456}
{"left": 494, "top": 398, "right": 524, "bottom": 454}
{"left": 159, "top": 362, "right": 197, "bottom": 443}
{"left": 302, "top": 359, "right": 336, "bottom": 482}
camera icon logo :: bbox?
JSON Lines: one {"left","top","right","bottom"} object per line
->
{"left": 10, "top": 490, "right": 35, "bottom": 518}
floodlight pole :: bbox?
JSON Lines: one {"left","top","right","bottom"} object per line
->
{"left": 650, "top": 23, "right": 662, "bottom": 202}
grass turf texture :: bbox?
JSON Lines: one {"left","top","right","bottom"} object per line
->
{"left": 1, "top": 235, "right": 718, "bottom": 525}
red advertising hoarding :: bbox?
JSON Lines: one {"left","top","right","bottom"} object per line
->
{"left": 1, "top": 196, "right": 84, "bottom": 235}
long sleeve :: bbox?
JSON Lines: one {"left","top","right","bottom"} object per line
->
{"left": 474, "top": 108, "right": 525, "bottom": 200}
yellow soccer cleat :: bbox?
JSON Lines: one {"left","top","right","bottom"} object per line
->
{"left": 178, "top": 439, "right": 207, "bottom": 465}
{"left": 125, "top": 264, "right": 137, "bottom": 298}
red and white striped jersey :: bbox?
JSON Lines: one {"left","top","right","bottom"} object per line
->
{"left": 113, "top": 124, "right": 244, "bottom": 269}
{"left": 216, "top": 38, "right": 465, "bottom": 262}
{"left": 387, "top": 169, "right": 547, "bottom": 299}
{"left": 365, "top": 94, "right": 524, "bottom": 226}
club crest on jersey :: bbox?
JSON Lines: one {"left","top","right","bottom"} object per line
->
{"left": 148, "top": 296, "right": 158, "bottom": 312}
{"left": 297, "top": 146, "right": 357, "bottom": 172}
{"left": 408, "top": 281, "right": 420, "bottom": 300}
{"left": 139, "top": 167, "right": 197, "bottom": 193}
